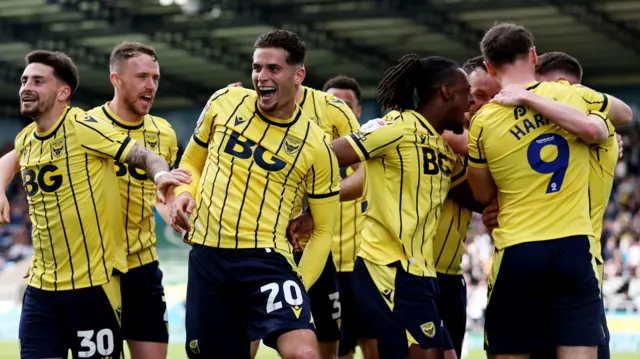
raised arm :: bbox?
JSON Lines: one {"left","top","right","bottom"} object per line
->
{"left": 331, "top": 116, "right": 404, "bottom": 167}
{"left": 492, "top": 85, "right": 608, "bottom": 144}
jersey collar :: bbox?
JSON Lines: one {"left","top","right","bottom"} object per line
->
{"left": 102, "top": 102, "right": 145, "bottom": 130}
{"left": 255, "top": 101, "right": 302, "bottom": 128}
{"left": 408, "top": 110, "right": 437, "bottom": 136}
{"left": 525, "top": 81, "right": 541, "bottom": 91}
{"left": 34, "top": 106, "right": 71, "bottom": 141}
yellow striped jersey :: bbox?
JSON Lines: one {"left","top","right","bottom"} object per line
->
{"left": 569, "top": 83, "right": 617, "bottom": 263}
{"left": 15, "top": 106, "right": 134, "bottom": 291}
{"left": 468, "top": 81, "right": 595, "bottom": 250}
{"left": 433, "top": 155, "right": 472, "bottom": 275}
{"left": 296, "top": 86, "right": 363, "bottom": 272}
{"left": 180, "top": 87, "right": 340, "bottom": 254}
{"left": 346, "top": 110, "right": 466, "bottom": 277}
{"left": 87, "top": 103, "right": 178, "bottom": 269}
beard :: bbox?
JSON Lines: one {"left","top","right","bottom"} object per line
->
{"left": 20, "top": 94, "right": 56, "bottom": 118}
{"left": 445, "top": 121, "right": 464, "bottom": 134}
{"left": 125, "top": 94, "right": 148, "bottom": 117}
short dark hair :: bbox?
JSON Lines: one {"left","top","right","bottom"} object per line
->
{"left": 322, "top": 75, "right": 362, "bottom": 101}
{"left": 462, "top": 55, "right": 486, "bottom": 74}
{"left": 536, "top": 51, "right": 583, "bottom": 82}
{"left": 481, "top": 23, "right": 534, "bottom": 67}
{"left": 109, "top": 41, "right": 158, "bottom": 72}
{"left": 25, "top": 50, "right": 79, "bottom": 95}
{"left": 377, "top": 54, "right": 459, "bottom": 111}
{"left": 254, "top": 30, "right": 307, "bottom": 65}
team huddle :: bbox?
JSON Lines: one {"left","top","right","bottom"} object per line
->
{"left": 0, "top": 20, "right": 632, "bottom": 359}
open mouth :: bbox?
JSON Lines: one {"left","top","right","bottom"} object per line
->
{"left": 258, "top": 86, "right": 276, "bottom": 100}
{"left": 21, "top": 96, "right": 36, "bottom": 104}
{"left": 139, "top": 95, "right": 153, "bottom": 105}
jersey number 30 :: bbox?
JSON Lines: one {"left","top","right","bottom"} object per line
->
{"left": 526, "top": 133, "right": 569, "bottom": 193}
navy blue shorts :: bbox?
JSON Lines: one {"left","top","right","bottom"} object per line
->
{"left": 294, "top": 251, "right": 341, "bottom": 342}
{"left": 19, "top": 278, "right": 123, "bottom": 359}
{"left": 353, "top": 257, "right": 449, "bottom": 359}
{"left": 436, "top": 273, "right": 467, "bottom": 357}
{"left": 485, "top": 235, "right": 604, "bottom": 354}
{"left": 185, "top": 245, "right": 313, "bottom": 358}
{"left": 530, "top": 287, "right": 610, "bottom": 359}
{"left": 337, "top": 271, "right": 376, "bottom": 356}
{"left": 121, "top": 260, "right": 168, "bottom": 343}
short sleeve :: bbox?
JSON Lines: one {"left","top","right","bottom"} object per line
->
{"left": 344, "top": 116, "right": 404, "bottom": 161}
{"left": 467, "top": 112, "right": 487, "bottom": 168}
{"left": 193, "top": 89, "right": 228, "bottom": 148}
{"left": 306, "top": 134, "right": 341, "bottom": 203}
{"left": 75, "top": 113, "right": 136, "bottom": 162}
{"left": 326, "top": 95, "right": 360, "bottom": 136}
{"left": 450, "top": 155, "right": 468, "bottom": 188}
{"left": 573, "top": 84, "right": 612, "bottom": 116}
{"left": 588, "top": 110, "right": 615, "bottom": 137}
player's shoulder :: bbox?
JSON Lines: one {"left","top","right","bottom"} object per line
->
{"left": 66, "top": 106, "right": 94, "bottom": 126}
{"left": 535, "top": 80, "right": 576, "bottom": 97}
{"left": 15, "top": 122, "right": 36, "bottom": 148}
{"left": 470, "top": 103, "right": 506, "bottom": 126}
{"left": 85, "top": 104, "right": 107, "bottom": 120}
{"left": 569, "top": 83, "right": 599, "bottom": 98}
{"left": 302, "top": 112, "right": 329, "bottom": 142}
{"left": 146, "top": 114, "right": 173, "bottom": 129}
{"left": 213, "top": 86, "right": 256, "bottom": 103}
{"left": 307, "top": 86, "right": 346, "bottom": 107}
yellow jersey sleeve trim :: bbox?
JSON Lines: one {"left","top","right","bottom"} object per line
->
{"left": 345, "top": 134, "right": 369, "bottom": 161}
{"left": 192, "top": 134, "right": 208, "bottom": 148}
{"left": 468, "top": 156, "right": 488, "bottom": 168}
{"left": 115, "top": 136, "right": 135, "bottom": 163}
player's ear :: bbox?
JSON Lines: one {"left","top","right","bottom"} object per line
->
{"left": 440, "top": 84, "right": 452, "bottom": 101}
{"left": 57, "top": 85, "right": 71, "bottom": 102}
{"left": 294, "top": 65, "right": 306, "bottom": 86}
{"left": 484, "top": 61, "right": 498, "bottom": 79}
{"left": 530, "top": 47, "right": 539, "bottom": 66}
{"left": 109, "top": 72, "right": 119, "bottom": 88}
{"left": 354, "top": 105, "right": 362, "bottom": 119}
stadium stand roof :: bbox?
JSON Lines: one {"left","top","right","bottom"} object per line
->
{"left": 0, "top": 0, "right": 639, "bottom": 115}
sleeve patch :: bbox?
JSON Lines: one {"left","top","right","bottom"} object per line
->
{"left": 360, "top": 118, "right": 387, "bottom": 134}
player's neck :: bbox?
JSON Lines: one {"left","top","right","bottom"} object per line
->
{"left": 496, "top": 66, "right": 537, "bottom": 88}
{"left": 109, "top": 97, "right": 143, "bottom": 123}
{"left": 294, "top": 85, "right": 303, "bottom": 104}
{"left": 415, "top": 103, "right": 446, "bottom": 134}
{"left": 262, "top": 101, "right": 296, "bottom": 120}
{"left": 34, "top": 103, "right": 67, "bottom": 133}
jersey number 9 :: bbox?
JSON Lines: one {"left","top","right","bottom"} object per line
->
{"left": 527, "top": 133, "right": 569, "bottom": 193}
{"left": 21, "top": 165, "right": 63, "bottom": 196}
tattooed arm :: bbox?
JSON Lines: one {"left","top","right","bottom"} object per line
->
{"left": 124, "top": 143, "right": 192, "bottom": 203}
{"left": 124, "top": 143, "right": 170, "bottom": 180}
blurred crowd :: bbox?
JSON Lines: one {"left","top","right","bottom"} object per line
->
{"left": 1, "top": 122, "right": 639, "bottom": 319}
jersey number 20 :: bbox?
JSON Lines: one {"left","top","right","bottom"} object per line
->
{"left": 527, "top": 133, "right": 569, "bottom": 193}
